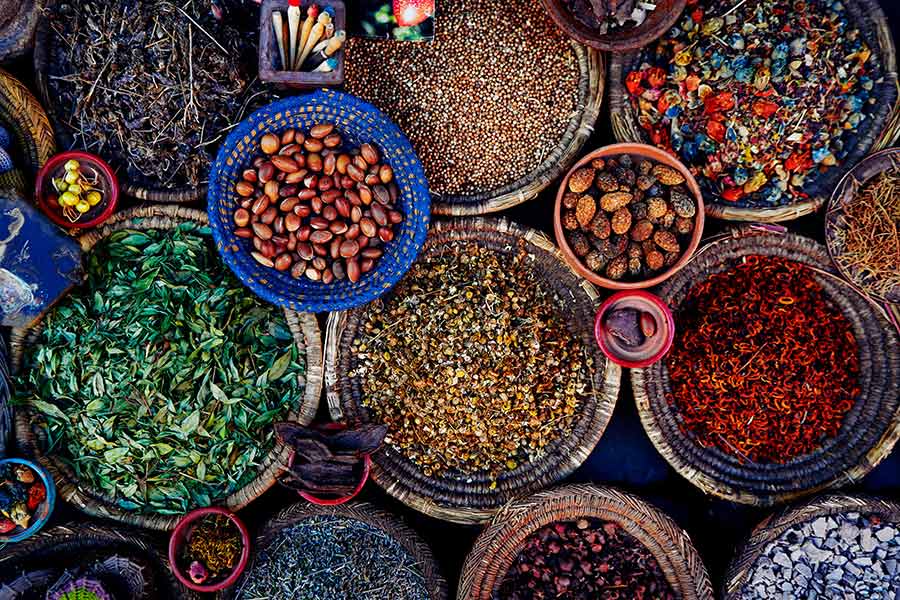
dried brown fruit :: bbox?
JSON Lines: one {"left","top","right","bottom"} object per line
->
{"left": 596, "top": 171, "right": 620, "bottom": 193}
{"left": 670, "top": 188, "right": 696, "bottom": 218}
{"left": 631, "top": 201, "right": 649, "bottom": 221}
{"left": 637, "top": 160, "right": 653, "bottom": 175}
{"left": 636, "top": 175, "right": 656, "bottom": 191}
{"left": 675, "top": 216, "right": 694, "bottom": 235}
{"left": 652, "top": 164, "right": 686, "bottom": 186}
{"left": 627, "top": 243, "right": 642, "bottom": 260}
{"left": 590, "top": 158, "right": 606, "bottom": 170}
{"left": 660, "top": 209, "right": 676, "bottom": 229}
{"left": 562, "top": 211, "right": 579, "bottom": 230}
{"left": 562, "top": 192, "right": 580, "bottom": 209}
{"left": 589, "top": 213, "right": 611, "bottom": 240}
{"left": 568, "top": 231, "right": 591, "bottom": 257}
{"left": 665, "top": 251, "right": 680, "bottom": 266}
{"left": 654, "top": 230, "right": 680, "bottom": 253}
{"left": 647, "top": 197, "right": 667, "bottom": 220}
{"left": 628, "top": 257, "right": 642, "bottom": 277}
{"left": 606, "top": 256, "right": 628, "bottom": 280}
{"left": 646, "top": 249, "right": 665, "bottom": 271}
{"left": 584, "top": 249, "right": 607, "bottom": 272}
{"left": 630, "top": 220, "right": 654, "bottom": 242}
{"left": 600, "top": 191, "right": 632, "bottom": 212}
{"left": 611, "top": 207, "right": 632, "bottom": 235}
{"left": 575, "top": 195, "right": 597, "bottom": 227}
{"left": 568, "top": 167, "right": 595, "bottom": 193}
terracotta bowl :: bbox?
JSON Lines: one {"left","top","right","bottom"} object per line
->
{"left": 540, "top": 0, "right": 685, "bottom": 52}
{"left": 554, "top": 142, "right": 704, "bottom": 290}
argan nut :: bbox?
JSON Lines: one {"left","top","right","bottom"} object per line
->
{"left": 347, "top": 258, "right": 361, "bottom": 283}
{"left": 336, "top": 154, "right": 351, "bottom": 175}
{"left": 600, "top": 191, "right": 632, "bottom": 212}
{"left": 310, "top": 123, "right": 334, "bottom": 139}
{"left": 309, "top": 230, "right": 333, "bottom": 244}
{"left": 284, "top": 213, "right": 301, "bottom": 232}
{"left": 251, "top": 251, "right": 274, "bottom": 267}
{"left": 575, "top": 195, "right": 596, "bottom": 227}
{"left": 360, "top": 143, "right": 380, "bottom": 165}
{"left": 323, "top": 133, "right": 342, "bottom": 148}
{"left": 653, "top": 230, "right": 680, "bottom": 253}
{"left": 258, "top": 162, "right": 275, "bottom": 182}
{"left": 630, "top": 220, "right": 654, "bottom": 242}
{"left": 260, "top": 134, "right": 280, "bottom": 154}
{"left": 234, "top": 208, "right": 250, "bottom": 227}
{"left": 611, "top": 207, "right": 632, "bottom": 235}
{"left": 274, "top": 254, "right": 292, "bottom": 271}
{"left": 340, "top": 240, "right": 359, "bottom": 258}
{"left": 379, "top": 164, "right": 393, "bottom": 184}
{"left": 235, "top": 227, "right": 253, "bottom": 238}
{"left": 259, "top": 207, "right": 277, "bottom": 225}
{"left": 280, "top": 129, "right": 296, "bottom": 145}
{"left": 264, "top": 180, "right": 279, "bottom": 201}
{"left": 271, "top": 155, "right": 300, "bottom": 173}
{"left": 303, "top": 138, "right": 324, "bottom": 153}
{"left": 242, "top": 169, "right": 258, "bottom": 183}
{"left": 251, "top": 196, "right": 270, "bottom": 215}
{"left": 347, "top": 164, "right": 365, "bottom": 183}
{"left": 567, "top": 167, "right": 595, "bottom": 194}
{"left": 307, "top": 153, "right": 323, "bottom": 172}
{"left": 235, "top": 181, "right": 254, "bottom": 197}
{"left": 652, "top": 164, "right": 686, "bottom": 186}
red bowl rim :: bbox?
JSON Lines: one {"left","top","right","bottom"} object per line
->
{"left": 35, "top": 151, "right": 119, "bottom": 229}
{"left": 553, "top": 142, "right": 705, "bottom": 290}
{"left": 594, "top": 290, "right": 675, "bottom": 368}
{"left": 168, "top": 506, "right": 251, "bottom": 592}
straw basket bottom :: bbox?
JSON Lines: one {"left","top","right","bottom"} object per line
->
{"left": 632, "top": 227, "right": 900, "bottom": 506}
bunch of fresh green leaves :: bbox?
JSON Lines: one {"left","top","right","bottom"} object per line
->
{"left": 15, "top": 223, "right": 306, "bottom": 515}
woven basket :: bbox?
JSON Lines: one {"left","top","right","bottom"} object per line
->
{"left": 432, "top": 46, "right": 604, "bottom": 216}
{"left": 458, "top": 484, "right": 714, "bottom": 600}
{"left": 0, "top": 333, "right": 10, "bottom": 458}
{"left": 208, "top": 90, "right": 431, "bottom": 313}
{"left": 325, "top": 217, "right": 621, "bottom": 524}
{"left": 0, "top": 67, "right": 55, "bottom": 196}
{"left": 826, "top": 146, "right": 900, "bottom": 304}
{"left": 10, "top": 204, "right": 324, "bottom": 531}
{"left": 227, "top": 501, "right": 448, "bottom": 600}
{"left": 632, "top": 226, "right": 900, "bottom": 506}
{"left": 723, "top": 494, "right": 900, "bottom": 599}
{"left": 608, "top": 0, "right": 899, "bottom": 222}
{"left": 0, "top": 0, "right": 43, "bottom": 62}
{"left": 0, "top": 522, "right": 198, "bottom": 599}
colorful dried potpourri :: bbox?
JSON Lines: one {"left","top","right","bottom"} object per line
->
{"left": 352, "top": 241, "right": 592, "bottom": 478}
{"left": 179, "top": 514, "right": 244, "bottom": 585}
{"left": 561, "top": 154, "right": 697, "bottom": 281}
{"left": 345, "top": 0, "right": 579, "bottom": 198}
{"left": 566, "top": 0, "right": 659, "bottom": 34}
{"left": 45, "top": 1, "right": 270, "bottom": 190}
{"left": 828, "top": 167, "right": 900, "bottom": 301}
{"left": 666, "top": 255, "right": 860, "bottom": 464}
{"left": 275, "top": 422, "right": 387, "bottom": 498}
{"left": 235, "top": 515, "right": 430, "bottom": 600}
{"left": 496, "top": 518, "right": 676, "bottom": 600}
{"left": 233, "top": 125, "right": 403, "bottom": 283}
{"left": 625, "top": 0, "right": 884, "bottom": 208}
{"left": 16, "top": 224, "right": 306, "bottom": 514}
{"left": 741, "top": 512, "right": 900, "bottom": 599}
{"left": 0, "top": 463, "right": 47, "bottom": 536}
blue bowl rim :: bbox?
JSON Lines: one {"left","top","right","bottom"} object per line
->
{"left": 206, "top": 90, "right": 431, "bottom": 313}
{"left": 0, "top": 457, "right": 56, "bottom": 543}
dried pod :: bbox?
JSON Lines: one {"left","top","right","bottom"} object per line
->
{"left": 611, "top": 208, "right": 632, "bottom": 236}
{"left": 654, "top": 230, "right": 680, "bottom": 253}
{"left": 596, "top": 172, "right": 620, "bottom": 192}
{"left": 562, "top": 192, "right": 580, "bottom": 209}
{"left": 670, "top": 188, "right": 696, "bottom": 218}
{"left": 646, "top": 249, "right": 665, "bottom": 271}
{"left": 562, "top": 210, "right": 579, "bottom": 230}
{"left": 589, "top": 213, "right": 611, "bottom": 240}
{"left": 567, "top": 167, "right": 595, "bottom": 193}
{"left": 606, "top": 256, "right": 628, "bottom": 280}
{"left": 575, "top": 195, "right": 597, "bottom": 227}
{"left": 584, "top": 249, "right": 607, "bottom": 272}
{"left": 599, "top": 191, "right": 632, "bottom": 212}
{"left": 652, "top": 165, "right": 686, "bottom": 186}
{"left": 630, "top": 219, "right": 654, "bottom": 242}
{"left": 568, "top": 231, "right": 591, "bottom": 257}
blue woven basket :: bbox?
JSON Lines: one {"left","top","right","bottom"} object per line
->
{"left": 207, "top": 90, "right": 431, "bottom": 312}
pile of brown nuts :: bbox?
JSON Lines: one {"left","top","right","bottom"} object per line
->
{"left": 232, "top": 124, "right": 404, "bottom": 284}
{"left": 560, "top": 154, "right": 696, "bottom": 281}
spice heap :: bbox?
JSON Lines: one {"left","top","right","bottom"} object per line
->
{"left": 561, "top": 154, "right": 697, "bottom": 281}
{"left": 236, "top": 515, "right": 430, "bottom": 600}
{"left": 742, "top": 512, "right": 900, "bottom": 599}
{"left": 276, "top": 422, "right": 386, "bottom": 498}
{"left": 45, "top": 1, "right": 268, "bottom": 190}
{"left": 625, "top": 0, "right": 882, "bottom": 208}
{"left": 16, "top": 225, "right": 305, "bottom": 513}
{"left": 496, "top": 518, "right": 675, "bottom": 600}
{"left": 233, "top": 125, "right": 403, "bottom": 283}
{"left": 566, "top": 0, "right": 658, "bottom": 33}
{"left": 345, "top": 0, "right": 579, "bottom": 198}
{"left": 667, "top": 255, "right": 860, "bottom": 463}
{"left": 829, "top": 167, "right": 900, "bottom": 301}
{"left": 179, "top": 514, "right": 243, "bottom": 585}
{"left": 352, "top": 241, "right": 592, "bottom": 478}
{"left": 0, "top": 463, "right": 46, "bottom": 536}
{"left": 270, "top": 3, "right": 344, "bottom": 73}
{"left": 47, "top": 159, "right": 105, "bottom": 223}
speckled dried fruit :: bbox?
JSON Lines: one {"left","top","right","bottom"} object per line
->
{"left": 590, "top": 158, "right": 606, "bottom": 170}
{"left": 654, "top": 230, "right": 680, "bottom": 253}
{"left": 596, "top": 172, "right": 620, "bottom": 192}
{"left": 569, "top": 231, "right": 591, "bottom": 256}
{"left": 647, "top": 197, "right": 667, "bottom": 220}
{"left": 589, "top": 214, "right": 611, "bottom": 240}
{"left": 670, "top": 188, "right": 696, "bottom": 218}
{"left": 611, "top": 207, "right": 632, "bottom": 235}
{"left": 630, "top": 219, "right": 654, "bottom": 242}
{"left": 652, "top": 165, "right": 685, "bottom": 186}
{"left": 628, "top": 257, "right": 642, "bottom": 277}
{"left": 606, "top": 255, "right": 628, "bottom": 280}
{"left": 646, "top": 249, "right": 665, "bottom": 271}
{"left": 568, "top": 167, "right": 595, "bottom": 193}
{"left": 585, "top": 249, "right": 607, "bottom": 271}
{"left": 563, "top": 210, "right": 579, "bottom": 230}
{"left": 675, "top": 216, "right": 694, "bottom": 235}
{"left": 632, "top": 201, "right": 649, "bottom": 220}
{"left": 636, "top": 175, "right": 656, "bottom": 191}
{"left": 600, "top": 191, "right": 632, "bottom": 212}
{"left": 575, "top": 195, "right": 597, "bottom": 227}
{"left": 562, "top": 192, "right": 580, "bottom": 209}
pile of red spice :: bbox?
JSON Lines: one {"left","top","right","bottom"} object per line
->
{"left": 666, "top": 255, "right": 860, "bottom": 463}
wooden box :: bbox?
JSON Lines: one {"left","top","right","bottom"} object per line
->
{"left": 259, "top": 0, "right": 345, "bottom": 88}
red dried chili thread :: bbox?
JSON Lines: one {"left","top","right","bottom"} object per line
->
{"left": 666, "top": 255, "right": 860, "bottom": 463}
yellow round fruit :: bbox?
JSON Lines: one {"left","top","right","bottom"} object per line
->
{"left": 86, "top": 191, "right": 102, "bottom": 206}
{"left": 75, "top": 201, "right": 90, "bottom": 214}
{"left": 64, "top": 171, "right": 79, "bottom": 185}
{"left": 67, "top": 184, "right": 83, "bottom": 195}
{"left": 60, "top": 192, "right": 78, "bottom": 207}
{"left": 64, "top": 159, "right": 80, "bottom": 172}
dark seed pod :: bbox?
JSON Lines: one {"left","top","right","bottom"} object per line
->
{"left": 562, "top": 210, "right": 579, "bottom": 230}
{"left": 628, "top": 257, "right": 642, "bottom": 277}
{"left": 589, "top": 214, "right": 611, "bottom": 240}
{"left": 568, "top": 231, "right": 591, "bottom": 257}
{"left": 584, "top": 249, "right": 607, "bottom": 272}
{"left": 670, "top": 187, "right": 696, "bottom": 218}
{"left": 606, "top": 256, "right": 628, "bottom": 280}
{"left": 675, "top": 216, "right": 694, "bottom": 235}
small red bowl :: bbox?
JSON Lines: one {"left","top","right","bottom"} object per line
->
{"left": 168, "top": 507, "right": 250, "bottom": 593}
{"left": 294, "top": 451, "right": 372, "bottom": 506}
{"left": 595, "top": 290, "right": 675, "bottom": 368}
{"left": 35, "top": 151, "right": 118, "bottom": 229}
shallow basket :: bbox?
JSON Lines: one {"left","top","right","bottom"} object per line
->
{"left": 0, "top": 333, "right": 10, "bottom": 457}
{"left": 0, "top": 67, "right": 55, "bottom": 195}
{"left": 0, "top": 522, "right": 198, "bottom": 599}
{"left": 723, "top": 494, "right": 900, "bottom": 599}
{"left": 10, "top": 204, "right": 324, "bottom": 531}
{"left": 632, "top": 226, "right": 900, "bottom": 506}
{"left": 207, "top": 90, "right": 431, "bottom": 313}
{"left": 0, "top": 0, "right": 43, "bottom": 62}
{"left": 227, "top": 501, "right": 448, "bottom": 600}
{"left": 608, "top": 0, "right": 900, "bottom": 222}
{"left": 458, "top": 484, "right": 714, "bottom": 600}
{"left": 325, "top": 217, "right": 621, "bottom": 524}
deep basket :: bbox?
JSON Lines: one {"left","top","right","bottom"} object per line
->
{"left": 0, "top": 67, "right": 55, "bottom": 196}
{"left": 207, "top": 90, "right": 431, "bottom": 313}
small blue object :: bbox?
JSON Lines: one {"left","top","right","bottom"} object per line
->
{"left": 0, "top": 458, "right": 56, "bottom": 544}
{"left": 0, "top": 148, "right": 12, "bottom": 175}
{"left": 323, "top": 5, "right": 335, "bottom": 16}
{"left": 0, "top": 126, "right": 9, "bottom": 151}
{"left": 207, "top": 90, "right": 431, "bottom": 313}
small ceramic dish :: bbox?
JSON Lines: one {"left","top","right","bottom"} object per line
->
{"left": 35, "top": 151, "right": 118, "bottom": 229}
{"left": 0, "top": 457, "right": 55, "bottom": 544}
{"left": 594, "top": 290, "right": 674, "bottom": 368}
{"left": 168, "top": 507, "right": 250, "bottom": 593}
{"left": 294, "top": 452, "right": 371, "bottom": 507}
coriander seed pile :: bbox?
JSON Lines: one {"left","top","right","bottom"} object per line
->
{"left": 344, "top": 0, "right": 581, "bottom": 200}
{"left": 351, "top": 240, "right": 593, "bottom": 478}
